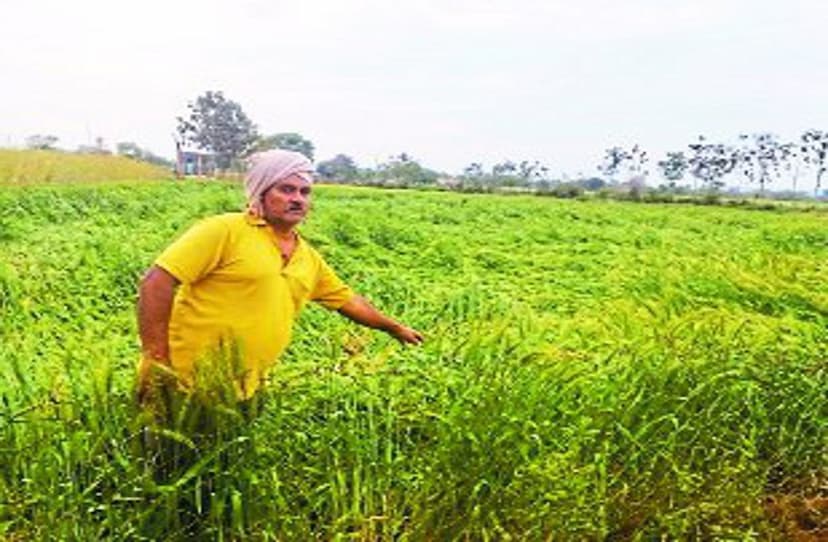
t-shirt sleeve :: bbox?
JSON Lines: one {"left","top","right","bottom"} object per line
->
{"left": 154, "top": 217, "right": 229, "bottom": 284}
{"left": 311, "top": 255, "right": 356, "bottom": 310}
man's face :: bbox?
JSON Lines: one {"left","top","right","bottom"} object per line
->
{"left": 261, "top": 174, "right": 312, "bottom": 228}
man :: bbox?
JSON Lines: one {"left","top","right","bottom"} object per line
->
{"left": 137, "top": 149, "right": 423, "bottom": 400}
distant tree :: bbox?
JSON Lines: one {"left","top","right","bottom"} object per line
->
{"left": 550, "top": 183, "right": 585, "bottom": 199}
{"left": 25, "top": 134, "right": 59, "bottom": 150}
{"left": 598, "top": 144, "right": 648, "bottom": 184}
{"left": 518, "top": 160, "right": 549, "bottom": 184}
{"left": 491, "top": 160, "right": 517, "bottom": 178}
{"left": 657, "top": 151, "right": 688, "bottom": 187}
{"left": 462, "top": 160, "right": 549, "bottom": 189}
{"left": 355, "top": 166, "right": 376, "bottom": 183}
{"left": 491, "top": 160, "right": 521, "bottom": 186}
{"left": 687, "top": 136, "right": 737, "bottom": 191}
{"left": 737, "top": 133, "right": 785, "bottom": 195}
{"left": 598, "top": 146, "right": 628, "bottom": 181}
{"left": 116, "top": 141, "right": 142, "bottom": 159}
{"left": 95, "top": 137, "right": 108, "bottom": 153}
{"left": 142, "top": 151, "right": 174, "bottom": 168}
{"left": 778, "top": 141, "right": 799, "bottom": 193}
{"left": 459, "top": 162, "right": 489, "bottom": 190}
{"left": 116, "top": 141, "right": 173, "bottom": 168}
{"left": 316, "top": 154, "right": 358, "bottom": 182}
{"left": 252, "top": 132, "right": 314, "bottom": 160}
{"left": 627, "top": 144, "right": 649, "bottom": 182}
{"left": 800, "top": 129, "right": 828, "bottom": 197}
{"left": 462, "top": 162, "right": 485, "bottom": 179}
{"left": 577, "top": 177, "right": 607, "bottom": 191}
{"left": 377, "top": 153, "right": 438, "bottom": 186}
{"left": 176, "top": 90, "right": 258, "bottom": 170}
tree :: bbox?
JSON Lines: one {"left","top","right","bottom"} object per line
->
{"left": 316, "top": 154, "right": 358, "bottom": 182}
{"left": 801, "top": 129, "right": 828, "bottom": 197}
{"left": 490, "top": 160, "right": 520, "bottom": 186}
{"left": 176, "top": 90, "right": 258, "bottom": 170}
{"left": 252, "top": 132, "right": 314, "bottom": 160}
{"left": 116, "top": 141, "right": 142, "bottom": 159}
{"left": 778, "top": 141, "right": 799, "bottom": 193}
{"left": 737, "top": 133, "right": 785, "bottom": 195}
{"left": 518, "top": 160, "right": 549, "bottom": 184}
{"left": 462, "top": 162, "right": 484, "bottom": 179}
{"left": 598, "top": 145, "right": 648, "bottom": 185}
{"left": 459, "top": 162, "right": 488, "bottom": 190}
{"left": 25, "top": 134, "right": 59, "bottom": 150}
{"left": 627, "top": 144, "right": 649, "bottom": 182}
{"left": 377, "top": 153, "right": 437, "bottom": 186}
{"left": 598, "top": 146, "right": 627, "bottom": 181}
{"left": 657, "top": 151, "right": 688, "bottom": 187}
{"left": 687, "top": 136, "right": 737, "bottom": 191}
{"left": 577, "top": 177, "right": 607, "bottom": 191}
{"left": 491, "top": 160, "right": 517, "bottom": 178}
{"left": 116, "top": 141, "right": 174, "bottom": 168}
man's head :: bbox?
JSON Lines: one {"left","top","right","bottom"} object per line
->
{"left": 245, "top": 150, "right": 314, "bottom": 227}
{"left": 260, "top": 173, "right": 312, "bottom": 228}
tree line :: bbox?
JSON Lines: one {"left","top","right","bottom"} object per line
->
{"left": 23, "top": 134, "right": 174, "bottom": 169}
{"left": 20, "top": 90, "right": 828, "bottom": 199}
{"left": 174, "top": 90, "right": 827, "bottom": 199}
{"left": 600, "top": 133, "right": 827, "bottom": 197}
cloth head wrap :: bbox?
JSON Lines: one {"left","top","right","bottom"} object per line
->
{"left": 244, "top": 150, "right": 314, "bottom": 217}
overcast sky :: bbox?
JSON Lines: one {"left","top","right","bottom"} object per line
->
{"left": 2, "top": 0, "right": 827, "bottom": 186}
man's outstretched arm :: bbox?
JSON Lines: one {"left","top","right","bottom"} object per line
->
{"left": 337, "top": 295, "right": 424, "bottom": 345}
{"left": 136, "top": 266, "right": 180, "bottom": 397}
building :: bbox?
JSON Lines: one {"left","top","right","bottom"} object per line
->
{"left": 175, "top": 142, "right": 216, "bottom": 177}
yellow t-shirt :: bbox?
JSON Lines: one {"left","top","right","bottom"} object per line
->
{"left": 155, "top": 212, "right": 354, "bottom": 397}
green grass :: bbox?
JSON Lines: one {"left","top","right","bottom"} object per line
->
{"left": 0, "top": 180, "right": 825, "bottom": 540}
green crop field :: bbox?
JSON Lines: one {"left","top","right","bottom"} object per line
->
{"left": 0, "top": 149, "right": 169, "bottom": 184}
{"left": 0, "top": 179, "right": 825, "bottom": 540}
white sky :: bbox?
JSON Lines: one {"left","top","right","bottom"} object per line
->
{"left": 2, "top": 0, "right": 828, "bottom": 187}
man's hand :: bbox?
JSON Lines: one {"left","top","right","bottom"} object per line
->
{"left": 135, "top": 355, "right": 174, "bottom": 405}
{"left": 338, "top": 296, "right": 424, "bottom": 346}
{"left": 137, "top": 266, "right": 179, "bottom": 403}
{"left": 136, "top": 355, "right": 165, "bottom": 404}
{"left": 387, "top": 323, "right": 424, "bottom": 345}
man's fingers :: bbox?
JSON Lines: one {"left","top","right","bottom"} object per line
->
{"left": 136, "top": 380, "right": 150, "bottom": 404}
{"left": 399, "top": 327, "right": 424, "bottom": 345}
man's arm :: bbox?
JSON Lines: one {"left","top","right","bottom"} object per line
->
{"left": 136, "top": 265, "right": 180, "bottom": 397}
{"left": 337, "top": 295, "right": 424, "bottom": 345}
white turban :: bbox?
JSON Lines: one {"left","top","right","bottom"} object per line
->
{"left": 244, "top": 150, "right": 314, "bottom": 217}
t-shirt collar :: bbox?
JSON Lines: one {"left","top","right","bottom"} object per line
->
{"left": 244, "top": 212, "right": 267, "bottom": 226}
{"left": 245, "top": 212, "right": 305, "bottom": 247}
